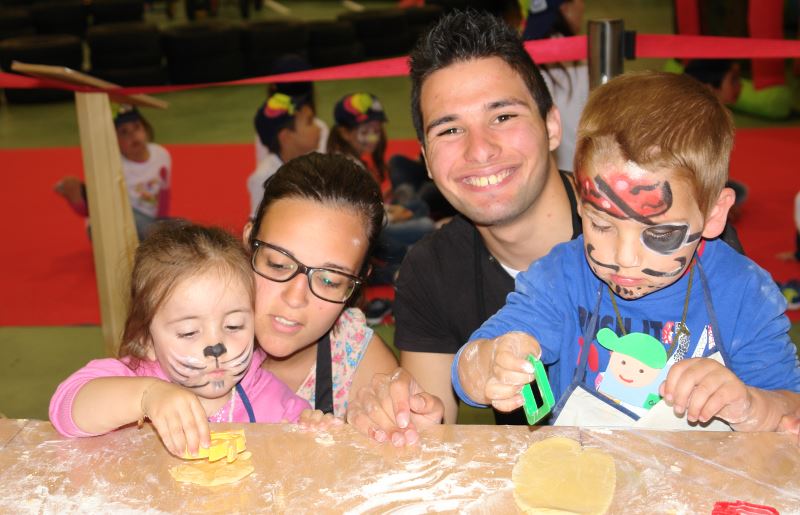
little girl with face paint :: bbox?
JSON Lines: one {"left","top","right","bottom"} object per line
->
{"left": 327, "top": 93, "right": 435, "bottom": 284}
{"left": 327, "top": 92, "right": 390, "bottom": 194}
{"left": 49, "top": 222, "right": 311, "bottom": 457}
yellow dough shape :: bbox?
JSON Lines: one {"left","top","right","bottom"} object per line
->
{"left": 169, "top": 450, "right": 254, "bottom": 486}
{"left": 512, "top": 436, "right": 616, "bottom": 514}
{"left": 181, "top": 429, "right": 247, "bottom": 463}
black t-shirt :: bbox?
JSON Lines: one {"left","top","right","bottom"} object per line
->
{"left": 394, "top": 171, "right": 581, "bottom": 425}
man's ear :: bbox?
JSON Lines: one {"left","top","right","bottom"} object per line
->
{"left": 242, "top": 221, "right": 253, "bottom": 245}
{"left": 701, "top": 187, "right": 736, "bottom": 239}
{"left": 545, "top": 106, "right": 562, "bottom": 152}
{"left": 420, "top": 146, "right": 432, "bottom": 179}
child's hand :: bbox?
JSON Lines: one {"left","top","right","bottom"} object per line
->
{"left": 778, "top": 413, "right": 800, "bottom": 436}
{"left": 140, "top": 380, "right": 211, "bottom": 457}
{"left": 298, "top": 409, "right": 344, "bottom": 430}
{"left": 659, "top": 357, "right": 752, "bottom": 425}
{"left": 460, "top": 332, "right": 541, "bottom": 412}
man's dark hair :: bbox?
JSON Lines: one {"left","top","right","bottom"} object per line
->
{"left": 409, "top": 10, "right": 554, "bottom": 144}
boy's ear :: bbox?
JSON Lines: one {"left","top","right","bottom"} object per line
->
{"left": 545, "top": 106, "right": 562, "bottom": 152}
{"left": 701, "top": 186, "right": 736, "bottom": 239}
{"left": 276, "top": 127, "right": 291, "bottom": 150}
{"left": 242, "top": 221, "right": 253, "bottom": 245}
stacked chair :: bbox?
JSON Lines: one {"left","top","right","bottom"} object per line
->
{"left": 0, "top": 1, "right": 488, "bottom": 102}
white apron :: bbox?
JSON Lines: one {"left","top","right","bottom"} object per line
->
{"left": 552, "top": 261, "right": 733, "bottom": 431}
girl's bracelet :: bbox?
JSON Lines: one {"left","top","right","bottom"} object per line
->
{"left": 138, "top": 381, "right": 156, "bottom": 429}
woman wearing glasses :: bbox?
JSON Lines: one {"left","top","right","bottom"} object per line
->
{"left": 243, "top": 152, "right": 399, "bottom": 427}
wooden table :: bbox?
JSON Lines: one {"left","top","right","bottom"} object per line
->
{"left": 1, "top": 419, "right": 798, "bottom": 513}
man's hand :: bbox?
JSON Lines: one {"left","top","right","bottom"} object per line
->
{"left": 347, "top": 367, "right": 444, "bottom": 447}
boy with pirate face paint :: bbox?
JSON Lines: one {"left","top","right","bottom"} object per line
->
{"left": 454, "top": 72, "right": 800, "bottom": 431}
{"left": 50, "top": 222, "right": 312, "bottom": 457}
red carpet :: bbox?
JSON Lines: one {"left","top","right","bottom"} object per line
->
{"left": 0, "top": 132, "right": 798, "bottom": 326}
{"left": 0, "top": 140, "right": 420, "bottom": 326}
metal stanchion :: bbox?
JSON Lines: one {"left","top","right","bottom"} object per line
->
{"left": 588, "top": 19, "right": 625, "bottom": 89}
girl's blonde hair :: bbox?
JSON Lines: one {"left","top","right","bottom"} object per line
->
{"left": 119, "top": 221, "right": 254, "bottom": 368}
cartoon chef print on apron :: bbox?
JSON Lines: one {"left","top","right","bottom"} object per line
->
{"left": 552, "top": 259, "right": 732, "bottom": 430}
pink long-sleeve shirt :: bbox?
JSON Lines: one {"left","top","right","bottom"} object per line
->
{"left": 49, "top": 347, "right": 309, "bottom": 437}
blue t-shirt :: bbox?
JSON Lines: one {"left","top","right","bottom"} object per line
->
{"left": 470, "top": 237, "right": 800, "bottom": 411}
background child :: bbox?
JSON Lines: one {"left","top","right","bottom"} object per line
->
{"left": 49, "top": 222, "right": 310, "bottom": 457}
{"left": 683, "top": 58, "right": 748, "bottom": 222}
{"left": 247, "top": 91, "right": 322, "bottom": 220}
{"left": 253, "top": 54, "right": 329, "bottom": 165}
{"left": 54, "top": 104, "right": 172, "bottom": 241}
{"left": 327, "top": 92, "right": 391, "bottom": 194}
{"left": 327, "top": 92, "right": 435, "bottom": 286}
{"left": 454, "top": 71, "right": 800, "bottom": 432}
{"left": 776, "top": 191, "right": 800, "bottom": 309}
{"left": 244, "top": 152, "right": 400, "bottom": 428}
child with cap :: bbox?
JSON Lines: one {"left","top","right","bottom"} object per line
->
{"left": 54, "top": 104, "right": 172, "bottom": 241}
{"left": 253, "top": 54, "right": 328, "bottom": 165}
{"left": 453, "top": 71, "right": 800, "bottom": 431}
{"left": 327, "top": 92, "right": 435, "bottom": 287}
{"left": 327, "top": 92, "right": 391, "bottom": 195}
{"left": 247, "top": 91, "right": 321, "bottom": 220}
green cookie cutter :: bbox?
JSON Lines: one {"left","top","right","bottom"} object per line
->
{"left": 521, "top": 354, "right": 555, "bottom": 425}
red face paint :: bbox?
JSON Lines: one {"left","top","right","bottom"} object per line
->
{"left": 577, "top": 168, "right": 673, "bottom": 225}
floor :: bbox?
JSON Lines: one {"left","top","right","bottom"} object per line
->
{"left": 2, "top": 0, "right": 798, "bottom": 421}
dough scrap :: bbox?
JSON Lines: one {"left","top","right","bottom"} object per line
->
{"left": 171, "top": 430, "right": 254, "bottom": 486}
{"left": 512, "top": 436, "right": 616, "bottom": 514}
{"left": 169, "top": 449, "right": 254, "bottom": 486}
{"left": 181, "top": 429, "right": 246, "bottom": 462}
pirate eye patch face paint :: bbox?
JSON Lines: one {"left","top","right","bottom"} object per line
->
{"left": 641, "top": 224, "right": 701, "bottom": 256}
{"left": 577, "top": 161, "right": 706, "bottom": 300}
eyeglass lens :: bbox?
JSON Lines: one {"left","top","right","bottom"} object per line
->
{"left": 253, "top": 244, "right": 356, "bottom": 302}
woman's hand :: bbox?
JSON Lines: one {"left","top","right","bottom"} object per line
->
{"left": 141, "top": 380, "right": 211, "bottom": 457}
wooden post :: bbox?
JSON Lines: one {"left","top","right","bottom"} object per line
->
{"left": 10, "top": 62, "right": 167, "bottom": 356}
{"left": 75, "top": 92, "right": 139, "bottom": 356}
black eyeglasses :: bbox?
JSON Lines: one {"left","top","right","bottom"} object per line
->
{"left": 250, "top": 240, "right": 362, "bottom": 304}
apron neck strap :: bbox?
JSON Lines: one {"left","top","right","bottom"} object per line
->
{"left": 314, "top": 333, "right": 334, "bottom": 414}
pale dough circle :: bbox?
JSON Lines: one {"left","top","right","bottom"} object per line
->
{"left": 512, "top": 436, "right": 616, "bottom": 514}
{"left": 169, "top": 452, "right": 254, "bottom": 486}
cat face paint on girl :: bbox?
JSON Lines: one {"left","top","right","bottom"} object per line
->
{"left": 577, "top": 160, "right": 706, "bottom": 300}
{"left": 147, "top": 268, "right": 255, "bottom": 400}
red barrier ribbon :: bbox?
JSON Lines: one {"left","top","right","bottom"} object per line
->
{"left": 1, "top": 34, "right": 799, "bottom": 94}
